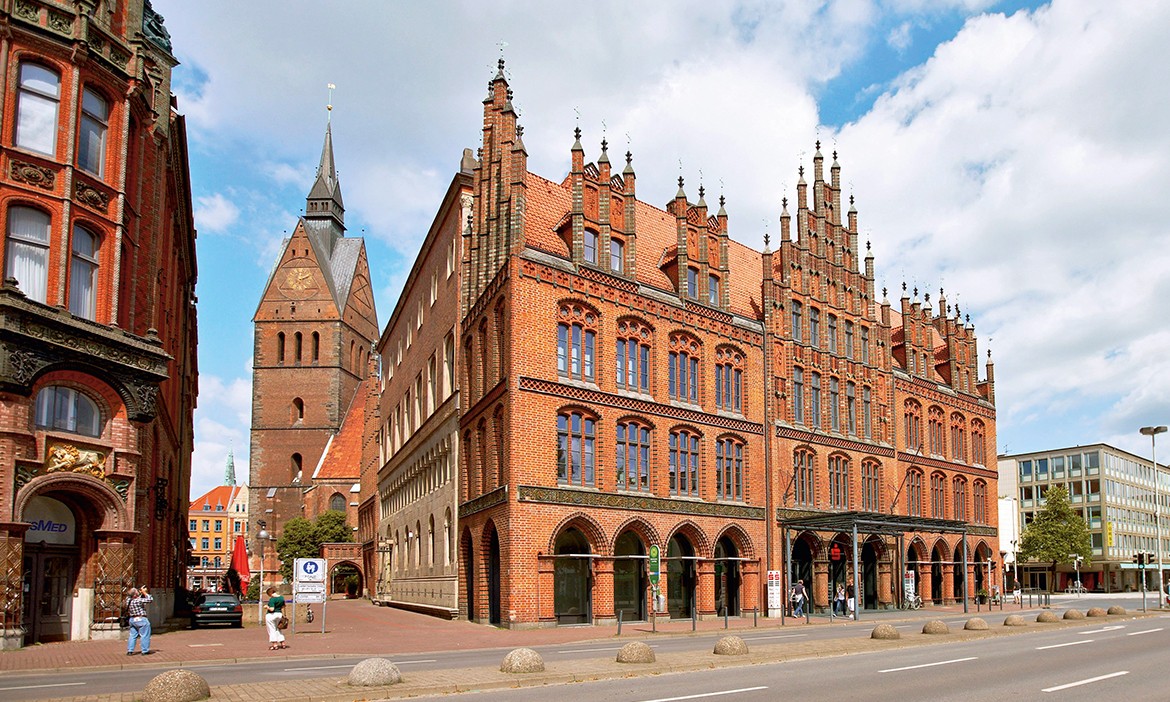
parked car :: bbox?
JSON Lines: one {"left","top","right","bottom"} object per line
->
{"left": 191, "top": 593, "right": 243, "bottom": 628}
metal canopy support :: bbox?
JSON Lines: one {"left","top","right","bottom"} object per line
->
{"left": 962, "top": 532, "right": 969, "bottom": 614}
{"left": 852, "top": 521, "right": 860, "bottom": 621}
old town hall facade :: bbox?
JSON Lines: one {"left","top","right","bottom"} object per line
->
{"left": 373, "top": 60, "right": 998, "bottom": 626}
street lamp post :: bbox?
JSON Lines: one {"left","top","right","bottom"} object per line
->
{"left": 257, "top": 519, "right": 269, "bottom": 621}
{"left": 1141, "top": 426, "right": 1167, "bottom": 603}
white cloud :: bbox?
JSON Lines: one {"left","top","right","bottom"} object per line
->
{"left": 189, "top": 374, "right": 252, "bottom": 499}
{"left": 194, "top": 193, "right": 239, "bottom": 233}
{"left": 888, "top": 21, "right": 914, "bottom": 50}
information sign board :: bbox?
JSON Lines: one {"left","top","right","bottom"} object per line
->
{"left": 295, "top": 557, "right": 327, "bottom": 583}
{"left": 648, "top": 545, "right": 660, "bottom": 586}
{"left": 295, "top": 591, "right": 326, "bottom": 604}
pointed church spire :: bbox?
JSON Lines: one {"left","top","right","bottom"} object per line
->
{"left": 305, "top": 122, "right": 345, "bottom": 230}
{"left": 224, "top": 448, "right": 236, "bottom": 486}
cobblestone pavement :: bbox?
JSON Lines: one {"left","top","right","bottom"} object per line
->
{"left": 1, "top": 596, "right": 1137, "bottom": 701}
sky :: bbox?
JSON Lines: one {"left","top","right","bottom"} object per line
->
{"left": 155, "top": 0, "right": 1170, "bottom": 501}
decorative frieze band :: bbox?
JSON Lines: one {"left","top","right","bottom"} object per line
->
{"left": 517, "top": 485, "right": 765, "bottom": 520}
{"left": 459, "top": 486, "right": 507, "bottom": 518}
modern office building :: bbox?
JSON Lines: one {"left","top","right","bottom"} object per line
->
{"left": 1000, "top": 443, "right": 1166, "bottom": 592}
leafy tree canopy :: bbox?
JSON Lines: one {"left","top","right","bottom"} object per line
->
{"left": 1019, "top": 485, "right": 1092, "bottom": 575}
{"left": 274, "top": 511, "right": 354, "bottom": 580}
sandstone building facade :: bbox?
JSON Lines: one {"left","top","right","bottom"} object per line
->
{"left": 378, "top": 60, "right": 998, "bottom": 625}
{"left": 0, "top": 1, "right": 197, "bottom": 647}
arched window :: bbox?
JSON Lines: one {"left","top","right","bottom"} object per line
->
{"left": 616, "top": 318, "right": 651, "bottom": 394}
{"left": 5, "top": 206, "right": 51, "bottom": 303}
{"left": 476, "top": 419, "right": 488, "bottom": 494}
{"left": 616, "top": 420, "right": 651, "bottom": 492}
{"left": 716, "top": 436, "right": 745, "bottom": 501}
{"left": 794, "top": 448, "right": 815, "bottom": 506}
{"left": 68, "top": 225, "right": 101, "bottom": 320}
{"left": 312, "top": 331, "right": 320, "bottom": 362}
{"left": 414, "top": 520, "right": 422, "bottom": 568}
{"left": 478, "top": 321, "right": 489, "bottom": 389}
{"left": 971, "top": 420, "right": 987, "bottom": 466}
{"left": 460, "top": 430, "right": 472, "bottom": 501}
{"left": 329, "top": 493, "right": 345, "bottom": 512}
{"left": 904, "top": 400, "right": 923, "bottom": 452}
{"left": 907, "top": 469, "right": 923, "bottom": 517}
{"left": 292, "top": 397, "right": 304, "bottom": 421}
{"left": 950, "top": 413, "right": 968, "bottom": 462}
{"left": 78, "top": 87, "right": 109, "bottom": 176}
{"left": 861, "top": 459, "right": 881, "bottom": 511}
{"left": 294, "top": 332, "right": 303, "bottom": 363}
{"left": 669, "top": 428, "right": 700, "bottom": 496}
{"left": 429, "top": 515, "right": 436, "bottom": 567}
{"left": 277, "top": 332, "right": 286, "bottom": 363}
{"left": 973, "top": 480, "right": 988, "bottom": 524}
{"left": 443, "top": 509, "right": 452, "bottom": 566}
{"left": 953, "top": 476, "right": 968, "bottom": 521}
{"left": 556, "top": 303, "right": 597, "bottom": 382}
{"left": 493, "top": 406, "right": 505, "bottom": 488}
{"left": 829, "top": 454, "right": 850, "bottom": 509}
{"left": 928, "top": 406, "right": 945, "bottom": 457}
{"left": 930, "top": 472, "right": 946, "bottom": 518}
{"left": 557, "top": 410, "right": 595, "bottom": 486}
{"left": 715, "top": 346, "right": 744, "bottom": 413}
{"left": 34, "top": 385, "right": 102, "bottom": 437}
{"left": 16, "top": 63, "right": 60, "bottom": 155}
{"left": 495, "top": 303, "right": 507, "bottom": 381}
{"left": 668, "top": 333, "right": 700, "bottom": 403}
{"left": 291, "top": 453, "right": 303, "bottom": 483}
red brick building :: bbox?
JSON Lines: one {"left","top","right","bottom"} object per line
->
{"left": 0, "top": 1, "right": 198, "bottom": 647}
{"left": 383, "top": 60, "right": 998, "bottom": 626}
{"left": 248, "top": 122, "right": 378, "bottom": 590}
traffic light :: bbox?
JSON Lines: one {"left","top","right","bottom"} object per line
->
{"left": 1149, "top": 553, "right": 1157, "bottom": 566}
{"left": 1134, "top": 553, "right": 1147, "bottom": 566}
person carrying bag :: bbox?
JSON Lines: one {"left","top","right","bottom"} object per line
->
{"left": 264, "top": 586, "right": 288, "bottom": 650}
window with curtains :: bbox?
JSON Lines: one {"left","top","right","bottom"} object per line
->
{"left": 16, "top": 63, "right": 60, "bottom": 156}
{"left": 556, "top": 410, "right": 595, "bottom": 486}
{"left": 794, "top": 448, "right": 815, "bottom": 506}
{"left": 904, "top": 400, "right": 923, "bottom": 452}
{"left": 953, "top": 477, "right": 968, "bottom": 521}
{"left": 615, "top": 420, "right": 651, "bottom": 492}
{"left": 829, "top": 454, "right": 850, "bottom": 508}
{"left": 668, "top": 334, "right": 700, "bottom": 404}
{"left": 928, "top": 406, "right": 945, "bottom": 457}
{"left": 931, "top": 472, "right": 946, "bottom": 518}
{"left": 556, "top": 303, "right": 597, "bottom": 383}
{"left": 846, "top": 381, "right": 857, "bottom": 435}
{"left": 5, "top": 206, "right": 51, "bottom": 303}
{"left": 716, "top": 437, "right": 744, "bottom": 501}
{"left": 862, "top": 459, "right": 881, "bottom": 511}
{"left": 714, "top": 346, "right": 743, "bottom": 413}
{"left": 792, "top": 367, "right": 804, "bottom": 424}
{"left": 69, "top": 225, "right": 99, "bottom": 320}
{"left": 950, "top": 413, "right": 968, "bottom": 462}
{"left": 907, "top": 469, "right": 923, "bottom": 516}
{"left": 615, "top": 318, "right": 651, "bottom": 394}
{"left": 669, "top": 428, "right": 699, "bottom": 496}
{"left": 34, "top": 385, "right": 102, "bottom": 437}
{"left": 78, "top": 87, "right": 109, "bottom": 176}
{"left": 973, "top": 480, "right": 987, "bottom": 523}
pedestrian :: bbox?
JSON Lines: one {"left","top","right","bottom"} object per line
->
{"left": 846, "top": 581, "right": 856, "bottom": 615}
{"left": 834, "top": 584, "right": 846, "bottom": 615}
{"left": 265, "top": 586, "right": 287, "bottom": 650}
{"left": 125, "top": 586, "right": 153, "bottom": 656}
{"left": 793, "top": 579, "right": 807, "bottom": 617}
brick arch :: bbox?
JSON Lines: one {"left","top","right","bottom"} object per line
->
{"left": 793, "top": 530, "right": 826, "bottom": 558}
{"left": 557, "top": 403, "right": 601, "bottom": 421}
{"left": 712, "top": 523, "right": 755, "bottom": 561}
{"left": 614, "top": 413, "right": 656, "bottom": 431}
{"left": 556, "top": 297, "right": 601, "bottom": 321}
{"left": 610, "top": 517, "right": 660, "bottom": 552}
{"left": 666, "top": 519, "right": 710, "bottom": 557}
{"left": 906, "top": 536, "right": 928, "bottom": 562}
{"left": 548, "top": 512, "right": 607, "bottom": 556}
{"left": 863, "top": 534, "right": 889, "bottom": 560}
{"left": 33, "top": 370, "right": 128, "bottom": 425}
{"left": 16, "top": 471, "right": 130, "bottom": 532}
{"left": 667, "top": 422, "right": 705, "bottom": 438}
{"left": 929, "top": 537, "right": 949, "bottom": 560}
{"left": 615, "top": 314, "right": 655, "bottom": 334}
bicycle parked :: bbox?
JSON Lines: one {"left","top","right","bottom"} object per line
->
{"left": 899, "top": 593, "right": 923, "bottom": 610}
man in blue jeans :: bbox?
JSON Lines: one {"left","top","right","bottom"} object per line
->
{"left": 792, "top": 579, "right": 806, "bottom": 616}
{"left": 125, "top": 586, "right": 153, "bottom": 655}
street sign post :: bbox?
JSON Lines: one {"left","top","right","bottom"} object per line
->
{"left": 294, "top": 581, "right": 325, "bottom": 593}
{"left": 294, "top": 557, "right": 328, "bottom": 633}
{"left": 294, "top": 558, "right": 326, "bottom": 583}
{"left": 294, "top": 592, "right": 325, "bottom": 604}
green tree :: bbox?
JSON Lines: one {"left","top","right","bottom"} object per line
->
{"left": 1018, "top": 485, "right": 1092, "bottom": 592}
{"left": 273, "top": 511, "right": 354, "bottom": 581}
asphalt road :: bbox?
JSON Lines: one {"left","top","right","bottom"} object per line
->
{"left": 450, "top": 614, "right": 1170, "bottom": 702}
{"left": 0, "top": 594, "right": 1160, "bottom": 701}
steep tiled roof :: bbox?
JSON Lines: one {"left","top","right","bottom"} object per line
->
{"left": 522, "top": 171, "right": 764, "bottom": 319}
{"left": 189, "top": 485, "right": 240, "bottom": 512}
{"left": 313, "top": 377, "right": 367, "bottom": 480}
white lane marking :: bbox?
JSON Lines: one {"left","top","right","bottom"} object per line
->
{"left": 1036, "top": 640, "right": 1093, "bottom": 650}
{"left": 640, "top": 687, "right": 768, "bottom": 702}
{"left": 742, "top": 633, "right": 807, "bottom": 641}
{"left": 879, "top": 656, "right": 978, "bottom": 673}
{"left": 394, "top": 659, "right": 437, "bottom": 664}
{"left": 0, "top": 682, "right": 86, "bottom": 692}
{"left": 1126, "top": 627, "right": 1164, "bottom": 636}
{"left": 1080, "top": 625, "right": 1123, "bottom": 634}
{"left": 559, "top": 645, "right": 658, "bottom": 654}
{"left": 283, "top": 664, "right": 353, "bottom": 671}
{"left": 187, "top": 643, "right": 225, "bottom": 647}
{"left": 1042, "top": 671, "right": 1128, "bottom": 692}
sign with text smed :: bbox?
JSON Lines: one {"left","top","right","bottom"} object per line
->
{"left": 23, "top": 496, "right": 76, "bottom": 545}
{"left": 295, "top": 558, "right": 326, "bottom": 583}
{"left": 648, "top": 545, "right": 660, "bottom": 586}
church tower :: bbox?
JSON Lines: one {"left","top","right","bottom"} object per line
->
{"left": 249, "top": 123, "right": 379, "bottom": 564}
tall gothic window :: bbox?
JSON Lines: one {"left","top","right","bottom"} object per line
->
{"left": 791, "top": 301, "right": 803, "bottom": 343}
{"left": 669, "top": 428, "right": 699, "bottom": 496}
{"left": 973, "top": 480, "right": 988, "bottom": 524}
{"left": 953, "top": 477, "right": 968, "bottom": 521}
{"left": 907, "top": 469, "right": 923, "bottom": 517}
{"left": 809, "top": 307, "right": 821, "bottom": 348}
{"left": 863, "top": 386, "right": 873, "bottom": 439}
{"left": 827, "top": 314, "right": 838, "bottom": 354}
{"left": 16, "top": 63, "right": 59, "bottom": 155}
{"left": 615, "top": 319, "right": 651, "bottom": 394}
{"left": 829, "top": 377, "right": 840, "bottom": 432}
{"left": 810, "top": 372, "right": 822, "bottom": 427}
{"left": 5, "top": 206, "right": 51, "bottom": 303}
{"left": 971, "top": 420, "right": 987, "bottom": 466}
{"left": 716, "top": 437, "right": 744, "bottom": 501}
{"left": 686, "top": 267, "right": 699, "bottom": 299}
{"left": 846, "top": 381, "right": 857, "bottom": 436}
{"left": 330, "top": 493, "right": 345, "bottom": 512}
{"left": 928, "top": 406, "right": 945, "bottom": 457}
{"left": 794, "top": 448, "right": 815, "bottom": 506}
{"left": 557, "top": 410, "right": 595, "bottom": 486}
{"left": 715, "top": 346, "right": 743, "bottom": 413}
{"left": 904, "top": 400, "right": 923, "bottom": 452}
{"left": 792, "top": 367, "right": 804, "bottom": 424}
{"left": 828, "top": 454, "right": 850, "bottom": 509}
{"left": 844, "top": 320, "right": 855, "bottom": 359}
{"left": 556, "top": 304, "right": 597, "bottom": 382}
{"left": 708, "top": 274, "right": 719, "bottom": 305}
{"left": 861, "top": 326, "right": 870, "bottom": 364}
{"left": 862, "top": 459, "right": 881, "bottom": 511}
{"left": 931, "top": 472, "right": 946, "bottom": 518}
{"left": 950, "top": 413, "right": 968, "bottom": 463}
{"left": 610, "top": 238, "right": 624, "bottom": 272}
{"left": 583, "top": 230, "right": 598, "bottom": 264}
{"left": 668, "top": 335, "right": 700, "bottom": 403}
{"left": 616, "top": 420, "right": 651, "bottom": 492}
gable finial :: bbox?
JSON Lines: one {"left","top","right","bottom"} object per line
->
{"left": 326, "top": 82, "right": 335, "bottom": 122}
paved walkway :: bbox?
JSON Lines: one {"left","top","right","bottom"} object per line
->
{"left": 0, "top": 595, "right": 1148, "bottom": 701}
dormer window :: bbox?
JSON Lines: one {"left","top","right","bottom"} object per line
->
{"left": 583, "top": 230, "right": 598, "bottom": 264}
{"left": 708, "top": 274, "right": 719, "bottom": 305}
{"left": 610, "top": 238, "right": 624, "bottom": 273}
{"left": 686, "top": 267, "right": 698, "bottom": 299}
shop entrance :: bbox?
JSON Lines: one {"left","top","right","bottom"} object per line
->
{"left": 22, "top": 495, "right": 80, "bottom": 644}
